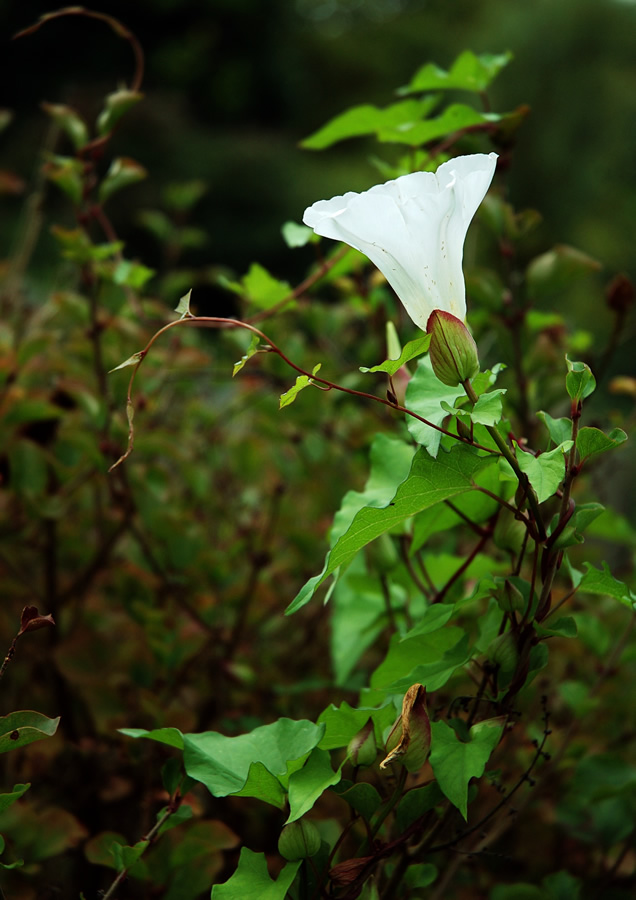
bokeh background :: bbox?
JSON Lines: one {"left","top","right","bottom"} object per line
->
{"left": 2, "top": 0, "right": 636, "bottom": 297}
{"left": 1, "top": 2, "right": 635, "bottom": 896}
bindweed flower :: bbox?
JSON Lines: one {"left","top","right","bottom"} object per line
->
{"left": 303, "top": 153, "right": 497, "bottom": 330}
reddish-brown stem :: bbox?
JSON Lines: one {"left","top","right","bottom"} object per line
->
{"left": 109, "top": 315, "right": 498, "bottom": 471}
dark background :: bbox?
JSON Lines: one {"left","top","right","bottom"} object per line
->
{"left": 2, "top": 0, "right": 636, "bottom": 313}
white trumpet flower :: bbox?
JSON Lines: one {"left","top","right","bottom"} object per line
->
{"left": 303, "top": 152, "right": 497, "bottom": 330}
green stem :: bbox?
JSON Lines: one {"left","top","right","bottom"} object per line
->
{"left": 536, "top": 402, "right": 581, "bottom": 616}
{"left": 358, "top": 767, "right": 408, "bottom": 856}
{"left": 462, "top": 379, "right": 546, "bottom": 541}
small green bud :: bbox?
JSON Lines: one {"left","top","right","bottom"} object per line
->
{"left": 278, "top": 819, "right": 321, "bottom": 861}
{"left": 426, "top": 310, "right": 480, "bottom": 386}
{"left": 492, "top": 579, "right": 526, "bottom": 614}
{"left": 347, "top": 718, "right": 377, "bottom": 768}
{"left": 493, "top": 510, "right": 526, "bottom": 555}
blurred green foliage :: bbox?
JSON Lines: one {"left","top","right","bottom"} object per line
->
{"left": 0, "top": 4, "right": 634, "bottom": 899}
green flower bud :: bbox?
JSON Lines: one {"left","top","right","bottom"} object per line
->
{"left": 346, "top": 718, "right": 377, "bottom": 768}
{"left": 493, "top": 510, "right": 526, "bottom": 555}
{"left": 278, "top": 819, "right": 321, "bottom": 861}
{"left": 380, "top": 684, "right": 431, "bottom": 773}
{"left": 426, "top": 310, "right": 480, "bottom": 387}
{"left": 492, "top": 578, "right": 526, "bottom": 614}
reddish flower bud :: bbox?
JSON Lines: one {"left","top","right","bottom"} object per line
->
{"left": 605, "top": 273, "right": 634, "bottom": 315}
{"left": 347, "top": 718, "right": 377, "bottom": 768}
{"left": 426, "top": 310, "right": 480, "bottom": 387}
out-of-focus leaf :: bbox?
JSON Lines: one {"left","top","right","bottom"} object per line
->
{"left": 41, "top": 102, "right": 89, "bottom": 149}
{"left": 98, "top": 157, "right": 147, "bottom": 205}
{"left": 96, "top": 89, "right": 143, "bottom": 136}
{"left": 526, "top": 245, "right": 601, "bottom": 300}
{"left": 0, "top": 783, "right": 30, "bottom": 814}
{"left": 0, "top": 711, "right": 60, "bottom": 754}
{"left": 398, "top": 50, "right": 513, "bottom": 95}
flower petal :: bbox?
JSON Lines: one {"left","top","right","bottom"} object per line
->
{"left": 303, "top": 152, "right": 497, "bottom": 329}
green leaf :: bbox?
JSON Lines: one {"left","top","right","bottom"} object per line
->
{"left": 163, "top": 179, "right": 208, "bottom": 212}
{"left": 109, "top": 351, "right": 145, "bottom": 373}
{"left": 429, "top": 718, "right": 504, "bottom": 819}
{"left": 526, "top": 246, "right": 601, "bottom": 301}
{"left": 542, "top": 870, "right": 583, "bottom": 900}
{"left": 181, "top": 719, "right": 324, "bottom": 802}
{"left": 301, "top": 97, "right": 437, "bottom": 150}
{"left": 375, "top": 104, "right": 503, "bottom": 147}
{"left": 279, "top": 364, "right": 321, "bottom": 409}
{"left": 404, "top": 863, "right": 438, "bottom": 889}
{"left": 578, "top": 562, "right": 636, "bottom": 610}
{"left": 469, "top": 389, "right": 506, "bottom": 426}
{"left": 331, "top": 563, "right": 406, "bottom": 684}
{"left": 50, "top": 225, "right": 124, "bottom": 263}
{"left": 211, "top": 848, "right": 301, "bottom": 899}
{"left": 565, "top": 356, "right": 596, "bottom": 402}
{"left": 317, "top": 701, "right": 395, "bottom": 751}
{"left": 400, "top": 603, "right": 456, "bottom": 639}
{"left": 41, "top": 102, "right": 88, "bottom": 149}
{"left": 0, "top": 783, "right": 30, "bottom": 814}
{"left": 175, "top": 289, "right": 193, "bottom": 317}
{"left": 241, "top": 263, "right": 291, "bottom": 310}
{"left": 231, "top": 762, "right": 286, "bottom": 809}
{"left": 515, "top": 441, "right": 572, "bottom": 503}
{"left": 112, "top": 259, "right": 155, "bottom": 289}
{"left": 396, "top": 783, "right": 444, "bottom": 832}
{"left": 233, "top": 334, "right": 263, "bottom": 376}
{"left": 537, "top": 411, "right": 572, "bottom": 447}
{"left": 405, "top": 356, "right": 467, "bottom": 457}
{"left": 156, "top": 803, "right": 194, "bottom": 835}
{"left": 288, "top": 443, "right": 492, "bottom": 612}
{"left": 576, "top": 426, "right": 627, "bottom": 462}
{"left": 119, "top": 726, "right": 185, "bottom": 749}
{"left": 360, "top": 334, "right": 431, "bottom": 376}
{"left": 287, "top": 434, "right": 415, "bottom": 614}
{"left": 42, "top": 154, "right": 84, "bottom": 205}
{"left": 571, "top": 502, "right": 605, "bottom": 535}
{"left": 111, "top": 839, "right": 149, "bottom": 872}
{"left": 287, "top": 748, "right": 341, "bottom": 822}
{"left": 332, "top": 781, "right": 383, "bottom": 820}
{"left": 99, "top": 157, "right": 147, "bottom": 205}
{"left": 491, "top": 886, "right": 544, "bottom": 900}
{"left": 369, "top": 630, "right": 471, "bottom": 697}
{"left": 411, "top": 462, "right": 508, "bottom": 551}
{"left": 534, "top": 616, "right": 577, "bottom": 639}
{"left": 398, "top": 50, "right": 513, "bottom": 95}
{"left": 281, "top": 221, "right": 314, "bottom": 248}
{"left": 96, "top": 89, "right": 143, "bottom": 136}
{"left": 0, "top": 711, "right": 60, "bottom": 754}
